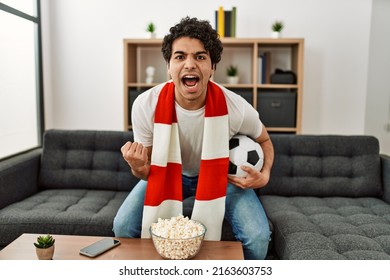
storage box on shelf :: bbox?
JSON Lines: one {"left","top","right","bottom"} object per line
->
{"left": 123, "top": 38, "right": 304, "bottom": 133}
{"left": 257, "top": 91, "right": 297, "bottom": 128}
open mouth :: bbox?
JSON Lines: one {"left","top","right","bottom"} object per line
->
{"left": 182, "top": 75, "right": 199, "bottom": 88}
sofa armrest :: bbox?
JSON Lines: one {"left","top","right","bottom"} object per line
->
{"left": 0, "top": 148, "right": 42, "bottom": 209}
{"left": 381, "top": 154, "right": 390, "bottom": 204}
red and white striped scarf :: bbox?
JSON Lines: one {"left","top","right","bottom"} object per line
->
{"left": 141, "top": 81, "right": 229, "bottom": 241}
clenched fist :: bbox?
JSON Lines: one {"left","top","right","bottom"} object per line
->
{"left": 121, "top": 141, "right": 150, "bottom": 178}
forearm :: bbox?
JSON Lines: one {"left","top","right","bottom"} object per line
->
{"left": 260, "top": 137, "right": 274, "bottom": 176}
{"left": 253, "top": 126, "right": 274, "bottom": 188}
{"left": 257, "top": 125, "right": 274, "bottom": 175}
{"left": 130, "top": 163, "right": 150, "bottom": 181}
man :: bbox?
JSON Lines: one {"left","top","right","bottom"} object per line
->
{"left": 113, "top": 17, "right": 274, "bottom": 260}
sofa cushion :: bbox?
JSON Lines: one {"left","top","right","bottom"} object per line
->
{"left": 259, "top": 135, "right": 382, "bottom": 197}
{"left": 39, "top": 130, "right": 138, "bottom": 191}
{"left": 261, "top": 195, "right": 390, "bottom": 259}
{"left": 0, "top": 189, "right": 128, "bottom": 247}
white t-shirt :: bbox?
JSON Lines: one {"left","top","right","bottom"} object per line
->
{"left": 132, "top": 81, "right": 263, "bottom": 176}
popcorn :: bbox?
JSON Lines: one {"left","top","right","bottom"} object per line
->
{"left": 150, "top": 215, "right": 206, "bottom": 259}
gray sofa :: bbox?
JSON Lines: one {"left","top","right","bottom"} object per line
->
{"left": 259, "top": 135, "right": 390, "bottom": 259}
{"left": 1, "top": 129, "right": 390, "bottom": 260}
{"left": 0, "top": 130, "right": 137, "bottom": 249}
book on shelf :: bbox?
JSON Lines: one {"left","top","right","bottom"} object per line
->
{"left": 231, "top": 7, "right": 236, "bottom": 37}
{"left": 215, "top": 6, "right": 237, "bottom": 38}
{"left": 217, "top": 6, "right": 224, "bottom": 38}
{"left": 264, "top": 52, "right": 272, "bottom": 84}
{"left": 258, "top": 55, "right": 263, "bottom": 84}
{"left": 258, "top": 51, "right": 271, "bottom": 84}
{"left": 224, "top": 10, "right": 231, "bottom": 37}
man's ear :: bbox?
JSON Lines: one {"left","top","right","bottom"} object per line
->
{"left": 211, "top": 64, "right": 216, "bottom": 77}
{"left": 167, "top": 63, "right": 171, "bottom": 76}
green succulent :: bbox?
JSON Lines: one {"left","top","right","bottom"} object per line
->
{"left": 272, "top": 21, "right": 284, "bottom": 32}
{"left": 34, "top": 234, "right": 55, "bottom": 248}
{"left": 226, "top": 65, "right": 238, "bottom": 76}
{"left": 146, "top": 22, "right": 156, "bottom": 33}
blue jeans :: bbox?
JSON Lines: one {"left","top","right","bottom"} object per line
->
{"left": 113, "top": 176, "right": 271, "bottom": 260}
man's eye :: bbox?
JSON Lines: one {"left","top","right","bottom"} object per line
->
{"left": 175, "top": 55, "right": 184, "bottom": 60}
{"left": 196, "top": 55, "right": 206, "bottom": 60}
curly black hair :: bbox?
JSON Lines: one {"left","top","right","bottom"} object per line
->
{"left": 161, "top": 17, "right": 223, "bottom": 68}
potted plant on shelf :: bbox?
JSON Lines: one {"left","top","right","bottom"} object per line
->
{"left": 226, "top": 65, "right": 239, "bottom": 84}
{"left": 271, "top": 20, "right": 284, "bottom": 38}
{"left": 34, "top": 234, "right": 55, "bottom": 260}
{"left": 146, "top": 22, "right": 156, "bottom": 38}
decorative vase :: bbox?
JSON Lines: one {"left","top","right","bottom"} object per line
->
{"left": 36, "top": 245, "right": 55, "bottom": 260}
{"left": 149, "top": 32, "right": 156, "bottom": 39}
{"left": 272, "top": 31, "right": 281, "bottom": 38}
{"left": 145, "top": 66, "right": 155, "bottom": 84}
{"left": 227, "top": 76, "right": 239, "bottom": 84}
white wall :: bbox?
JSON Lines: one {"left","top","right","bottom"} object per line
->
{"left": 41, "top": 0, "right": 390, "bottom": 151}
{"left": 365, "top": 0, "right": 390, "bottom": 154}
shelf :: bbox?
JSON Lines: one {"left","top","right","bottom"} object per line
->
{"left": 257, "top": 84, "right": 298, "bottom": 89}
{"left": 123, "top": 38, "right": 304, "bottom": 133}
{"left": 220, "top": 83, "right": 255, "bottom": 88}
{"left": 267, "top": 127, "right": 297, "bottom": 133}
{"left": 127, "top": 83, "right": 158, "bottom": 88}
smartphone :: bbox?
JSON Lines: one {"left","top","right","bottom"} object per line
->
{"left": 79, "top": 238, "right": 121, "bottom": 257}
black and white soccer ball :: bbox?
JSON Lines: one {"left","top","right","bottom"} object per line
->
{"left": 228, "top": 135, "right": 264, "bottom": 178}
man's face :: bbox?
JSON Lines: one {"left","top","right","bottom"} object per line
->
{"left": 168, "top": 37, "right": 215, "bottom": 110}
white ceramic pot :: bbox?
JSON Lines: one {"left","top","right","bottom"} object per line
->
{"left": 227, "top": 76, "right": 239, "bottom": 84}
{"left": 272, "top": 31, "right": 281, "bottom": 38}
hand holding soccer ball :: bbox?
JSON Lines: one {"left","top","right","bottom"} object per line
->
{"left": 228, "top": 135, "right": 264, "bottom": 178}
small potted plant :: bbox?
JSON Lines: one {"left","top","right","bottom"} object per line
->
{"left": 146, "top": 22, "right": 156, "bottom": 38}
{"left": 34, "top": 234, "right": 55, "bottom": 260}
{"left": 271, "top": 20, "right": 284, "bottom": 38}
{"left": 226, "top": 65, "right": 239, "bottom": 84}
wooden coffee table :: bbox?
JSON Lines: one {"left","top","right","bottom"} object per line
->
{"left": 0, "top": 234, "right": 244, "bottom": 260}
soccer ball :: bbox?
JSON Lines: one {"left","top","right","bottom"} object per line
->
{"left": 228, "top": 135, "right": 264, "bottom": 177}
